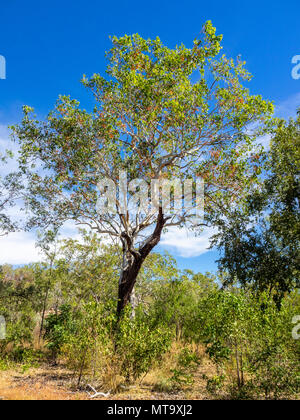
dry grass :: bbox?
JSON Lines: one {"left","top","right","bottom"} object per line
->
{"left": 0, "top": 350, "right": 219, "bottom": 400}
{"left": 142, "top": 341, "right": 219, "bottom": 400}
{"left": 0, "top": 366, "right": 87, "bottom": 400}
{"left": 0, "top": 340, "right": 227, "bottom": 400}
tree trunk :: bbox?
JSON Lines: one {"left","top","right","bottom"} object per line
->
{"left": 234, "top": 342, "right": 241, "bottom": 389}
{"left": 39, "top": 286, "right": 49, "bottom": 346}
{"left": 39, "top": 260, "right": 53, "bottom": 346}
{"left": 117, "top": 258, "right": 143, "bottom": 316}
{"left": 117, "top": 207, "right": 166, "bottom": 318}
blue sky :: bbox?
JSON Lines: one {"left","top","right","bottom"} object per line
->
{"left": 0, "top": 0, "right": 299, "bottom": 272}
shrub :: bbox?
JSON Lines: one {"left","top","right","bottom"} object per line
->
{"left": 169, "top": 347, "right": 201, "bottom": 388}
{"left": 116, "top": 310, "right": 172, "bottom": 382}
{"left": 44, "top": 304, "right": 75, "bottom": 363}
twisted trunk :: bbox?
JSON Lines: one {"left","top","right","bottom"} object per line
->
{"left": 117, "top": 259, "right": 144, "bottom": 316}
{"left": 117, "top": 208, "right": 166, "bottom": 317}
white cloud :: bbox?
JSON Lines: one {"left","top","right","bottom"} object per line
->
{"left": 160, "top": 226, "right": 216, "bottom": 258}
{"left": 0, "top": 124, "right": 9, "bottom": 142}
{"left": 255, "top": 133, "right": 272, "bottom": 150}
{"left": 255, "top": 92, "right": 300, "bottom": 151}
{"left": 275, "top": 92, "right": 300, "bottom": 119}
{"left": 0, "top": 231, "right": 41, "bottom": 265}
{"left": 0, "top": 223, "right": 82, "bottom": 265}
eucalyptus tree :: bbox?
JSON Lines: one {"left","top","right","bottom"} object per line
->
{"left": 12, "top": 21, "right": 273, "bottom": 316}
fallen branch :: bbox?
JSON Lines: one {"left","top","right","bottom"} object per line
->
{"left": 86, "top": 384, "right": 111, "bottom": 399}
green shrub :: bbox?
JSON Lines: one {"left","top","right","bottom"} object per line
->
{"left": 116, "top": 309, "right": 172, "bottom": 382}
{"left": 169, "top": 347, "right": 201, "bottom": 388}
{"left": 44, "top": 304, "right": 75, "bottom": 362}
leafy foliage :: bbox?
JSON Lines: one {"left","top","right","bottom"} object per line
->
{"left": 213, "top": 111, "right": 300, "bottom": 304}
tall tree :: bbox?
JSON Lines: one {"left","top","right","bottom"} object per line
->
{"left": 12, "top": 22, "right": 273, "bottom": 316}
{"left": 213, "top": 111, "right": 300, "bottom": 305}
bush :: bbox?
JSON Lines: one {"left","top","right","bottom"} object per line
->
{"left": 116, "top": 309, "right": 172, "bottom": 382}
{"left": 169, "top": 347, "right": 201, "bottom": 388}
{"left": 60, "top": 301, "right": 116, "bottom": 387}
{"left": 45, "top": 302, "right": 171, "bottom": 388}
{"left": 44, "top": 304, "right": 75, "bottom": 363}
{"left": 193, "top": 289, "right": 300, "bottom": 399}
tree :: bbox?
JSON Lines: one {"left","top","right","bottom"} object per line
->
{"left": 148, "top": 269, "right": 218, "bottom": 340}
{"left": 54, "top": 230, "right": 120, "bottom": 306}
{"left": 0, "top": 151, "right": 22, "bottom": 236}
{"left": 12, "top": 21, "right": 273, "bottom": 316}
{"left": 213, "top": 111, "right": 300, "bottom": 304}
{"left": 0, "top": 264, "right": 40, "bottom": 354}
{"left": 35, "top": 231, "right": 61, "bottom": 345}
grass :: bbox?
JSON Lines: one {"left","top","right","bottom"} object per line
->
{"left": 0, "top": 343, "right": 219, "bottom": 400}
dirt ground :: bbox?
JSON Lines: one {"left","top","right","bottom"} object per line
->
{"left": 0, "top": 361, "right": 216, "bottom": 400}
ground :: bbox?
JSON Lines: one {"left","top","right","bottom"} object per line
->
{"left": 0, "top": 360, "right": 217, "bottom": 400}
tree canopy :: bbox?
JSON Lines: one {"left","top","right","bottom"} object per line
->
{"left": 12, "top": 21, "right": 274, "bottom": 314}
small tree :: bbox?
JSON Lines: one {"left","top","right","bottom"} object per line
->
{"left": 12, "top": 22, "right": 273, "bottom": 316}
{"left": 55, "top": 230, "right": 120, "bottom": 305}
